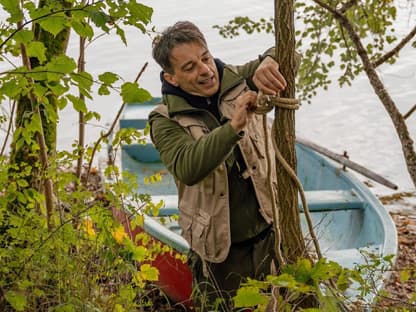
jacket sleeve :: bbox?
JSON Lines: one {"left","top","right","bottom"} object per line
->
{"left": 149, "top": 111, "right": 242, "bottom": 186}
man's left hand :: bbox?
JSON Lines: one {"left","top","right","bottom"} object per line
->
{"left": 252, "top": 56, "right": 287, "bottom": 95}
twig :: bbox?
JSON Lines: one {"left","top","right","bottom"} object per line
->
{"left": 338, "top": 0, "right": 358, "bottom": 14}
{"left": 0, "top": 100, "right": 16, "bottom": 157}
{"left": 76, "top": 35, "right": 86, "bottom": 180}
{"left": 85, "top": 62, "right": 148, "bottom": 182}
{"left": 404, "top": 104, "right": 416, "bottom": 120}
{"left": 373, "top": 25, "right": 416, "bottom": 68}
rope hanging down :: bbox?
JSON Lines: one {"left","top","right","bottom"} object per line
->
{"left": 255, "top": 92, "right": 323, "bottom": 264}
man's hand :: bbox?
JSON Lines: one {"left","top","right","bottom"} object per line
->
{"left": 252, "top": 56, "right": 287, "bottom": 95}
{"left": 230, "top": 91, "right": 257, "bottom": 133}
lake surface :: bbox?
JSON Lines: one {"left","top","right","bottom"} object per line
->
{"left": 1, "top": 0, "right": 415, "bottom": 195}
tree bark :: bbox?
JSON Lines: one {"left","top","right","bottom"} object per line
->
{"left": 8, "top": 0, "right": 72, "bottom": 230}
{"left": 274, "top": 0, "right": 307, "bottom": 262}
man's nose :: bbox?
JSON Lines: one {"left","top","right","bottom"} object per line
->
{"left": 198, "top": 62, "right": 210, "bottom": 75}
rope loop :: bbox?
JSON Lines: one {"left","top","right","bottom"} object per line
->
{"left": 255, "top": 91, "right": 299, "bottom": 115}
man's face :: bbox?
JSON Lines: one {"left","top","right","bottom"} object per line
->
{"left": 163, "top": 41, "right": 220, "bottom": 97}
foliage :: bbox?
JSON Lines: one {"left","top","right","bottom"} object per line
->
{"left": 214, "top": 0, "right": 405, "bottom": 103}
{"left": 0, "top": 0, "right": 177, "bottom": 310}
{"left": 232, "top": 252, "right": 412, "bottom": 311}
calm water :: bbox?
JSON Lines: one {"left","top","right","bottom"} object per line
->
{"left": 1, "top": 0, "right": 415, "bottom": 194}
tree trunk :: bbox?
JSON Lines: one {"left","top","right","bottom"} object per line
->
{"left": 274, "top": 0, "right": 307, "bottom": 263}
{"left": 8, "top": 0, "right": 71, "bottom": 229}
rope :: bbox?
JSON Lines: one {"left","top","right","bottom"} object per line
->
{"left": 255, "top": 92, "right": 323, "bottom": 263}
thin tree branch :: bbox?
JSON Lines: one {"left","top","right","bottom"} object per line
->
{"left": 85, "top": 62, "right": 148, "bottom": 181}
{"left": 338, "top": 0, "right": 358, "bottom": 14}
{"left": 404, "top": 104, "right": 416, "bottom": 120}
{"left": 373, "top": 24, "right": 416, "bottom": 67}
{"left": 0, "top": 100, "right": 16, "bottom": 157}
{"left": 76, "top": 36, "right": 86, "bottom": 180}
{"left": 0, "top": 3, "right": 99, "bottom": 50}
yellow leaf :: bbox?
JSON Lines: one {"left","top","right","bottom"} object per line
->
{"left": 112, "top": 225, "right": 128, "bottom": 243}
{"left": 82, "top": 218, "right": 96, "bottom": 237}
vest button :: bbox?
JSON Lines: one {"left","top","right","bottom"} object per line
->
{"left": 220, "top": 192, "right": 225, "bottom": 197}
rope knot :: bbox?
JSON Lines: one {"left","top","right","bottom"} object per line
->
{"left": 255, "top": 91, "right": 300, "bottom": 115}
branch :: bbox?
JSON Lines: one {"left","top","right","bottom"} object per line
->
{"left": 373, "top": 24, "right": 416, "bottom": 67}
{"left": 0, "top": 100, "right": 16, "bottom": 157}
{"left": 338, "top": 0, "right": 358, "bottom": 14}
{"left": 404, "top": 104, "right": 416, "bottom": 120}
{"left": 85, "top": 62, "right": 148, "bottom": 181}
{"left": 0, "top": 2, "right": 99, "bottom": 50}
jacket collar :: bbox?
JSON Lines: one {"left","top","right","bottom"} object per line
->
{"left": 160, "top": 59, "right": 243, "bottom": 117}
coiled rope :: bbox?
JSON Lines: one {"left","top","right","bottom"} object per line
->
{"left": 255, "top": 92, "right": 322, "bottom": 266}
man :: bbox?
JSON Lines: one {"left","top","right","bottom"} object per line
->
{"left": 149, "top": 21, "right": 286, "bottom": 310}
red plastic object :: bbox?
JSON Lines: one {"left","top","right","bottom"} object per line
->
{"left": 112, "top": 207, "right": 193, "bottom": 308}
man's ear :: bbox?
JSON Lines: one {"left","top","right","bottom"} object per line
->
{"left": 163, "top": 72, "right": 179, "bottom": 86}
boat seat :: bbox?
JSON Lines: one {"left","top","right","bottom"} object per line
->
{"left": 151, "top": 190, "right": 364, "bottom": 217}
{"left": 300, "top": 189, "right": 365, "bottom": 212}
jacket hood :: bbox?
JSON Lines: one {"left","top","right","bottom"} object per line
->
{"left": 160, "top": 59, "right": 243, "bottom": 118}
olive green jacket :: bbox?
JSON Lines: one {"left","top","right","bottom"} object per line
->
{"left": 149, "top": 50, "right": 278, "bottom": 263}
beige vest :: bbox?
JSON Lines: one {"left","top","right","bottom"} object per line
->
{"left": 152, "top": 82, "right": 278, "bottom": 263}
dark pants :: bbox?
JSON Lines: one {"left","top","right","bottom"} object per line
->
{"left": 188, "top": 226, "right": 276, "bottom": 311}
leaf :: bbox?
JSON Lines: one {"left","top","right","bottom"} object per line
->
{"left": 132, "top": 245, "right": 147, "bottom": 261}
{"left": 71, "top": 20, "right": 94, "bottom": 39}
{"left": 233, "top": 286, "right": 268, "bottom": 308}
{"left": 112, "top": 225, "right": 128, "bottom": 243}
{"left": 0, "top": 0, "right": 23, "bottom": 23}
{"left": 38, "top": 12, "right": 68, "bottom": 36}
{"left": 98, "top": 72, "right": 119, "bottom": 85}
{"left": 71, "top": 72, "right": 93, "bottom": 94}
{"left": 126, "top": 2, "right": 153, "bottom": 24}
{"left": 67, "top": 94, "right": 87, "bottom": 113}
{"left": 14, "top": 29, "right": 34, "bottom": 45}
{"left": 120, "top": 82, "right": 151, "bottom": 103}
{"left": 138, "top": 263, "right": 159, "bottom": 281}
{"left": 46, "top": 55, "right": 77, "bottom": 81}
{"left": 5, "top": 291, "right": 27, "bottom": 311}
{"left": 27, "top": 41, "right": 47, "bottom": 64}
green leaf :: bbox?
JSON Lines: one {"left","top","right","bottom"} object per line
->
{"left": 38, "top": 12, "right": 68, "bottom": 36}
{"left": 132, "top": 245, "right": 148, "bottom": 261}
{"left": 74, "top": 71, "right": 93, "bottom": 90}
{"left": 27, "top": 41, "right": 47, "bottom": 64}
{"left": 127, "top": 1, "right": 153, "bottom": 24}
{"left": 71, "top": 20, "right": 94, "bottom": 39}
{"left": 0, "top": 0, "right": 23, "bottom": 23}
{"left": 233, "top": 286, "right": 268, "bottom": 308}
{"left": 14, "top": 29, "right": 34, "bottom": 45}
{"left": 67, "top": 94, "right": 87, "bottom": 113}
{"left": 120, "top": 82, "right": 151, "bottom": 103}
{"left": 5, "top": 291, "right": 27, "bottom": 311}
{"left": 98, "top": 84, "right": 110, "bottom": 95}
{"left": 139, "top": 263, "right": 159, "bottom": 281}
{"left": 46, "top": 55, "right": 77, "bottom": 80}
{"left": 98, "top": 72, "right": 119, "bottom": 85}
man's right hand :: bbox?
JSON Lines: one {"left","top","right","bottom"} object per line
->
{"left": 230, "top": 91, "right": 258, "bottom": 133}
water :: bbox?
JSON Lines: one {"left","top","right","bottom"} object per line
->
{"left": 1, "top": 0, "right": 415, "bottom": 195}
